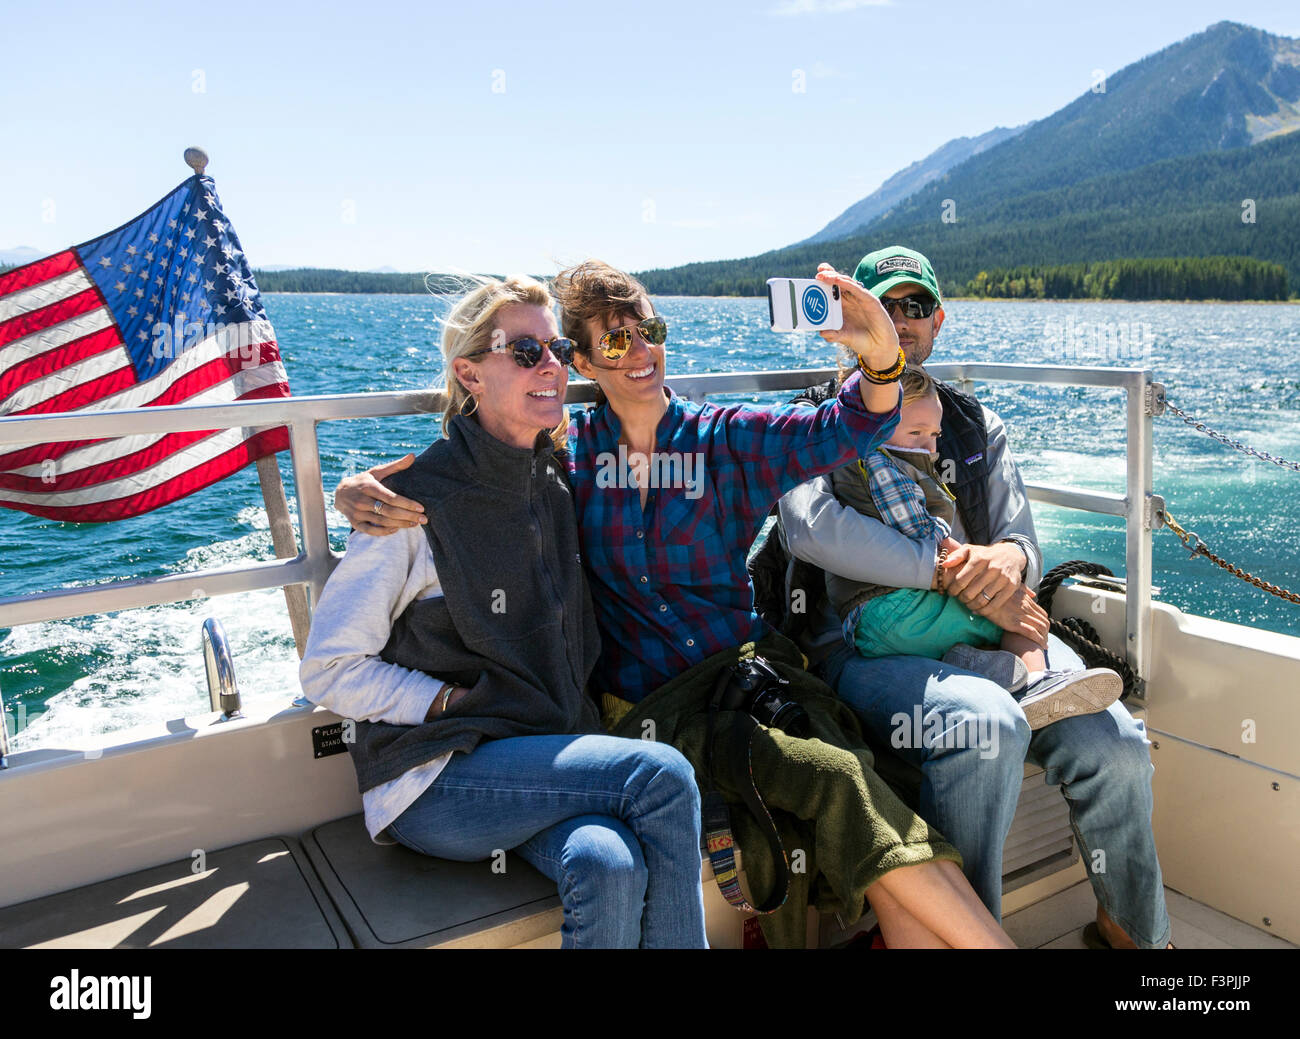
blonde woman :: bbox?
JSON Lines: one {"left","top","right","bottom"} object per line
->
{"left": 300, "top": 276, "right": 708, "bottom": 948}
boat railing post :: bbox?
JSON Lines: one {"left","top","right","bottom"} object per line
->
{"left": 0, "top": 677, "right": 11, "bottom": 769}
{"left": 288, "top": 418, "right": 332, "bottom": 618}
{"left": 1125, "top": 368, "right": 1156, "bottom": 698}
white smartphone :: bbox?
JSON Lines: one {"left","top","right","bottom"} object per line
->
{"left": 766, "top": 277, "right": 843, "bottom": 332}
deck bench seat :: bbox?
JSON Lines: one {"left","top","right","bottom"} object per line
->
{"left": 301, "top": 815, "right": 564, "bottom": 948}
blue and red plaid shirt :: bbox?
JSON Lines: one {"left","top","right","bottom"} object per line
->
{"left": 568, "top": 370, "right": 899, "bottom": 703}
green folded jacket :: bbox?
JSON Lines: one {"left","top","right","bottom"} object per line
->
{"left": 605, "top": 631, "right": 961, "bottom": 949}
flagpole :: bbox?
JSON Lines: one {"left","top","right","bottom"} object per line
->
{"left": 184, "top": 148, "right": 311, "bottom": 660}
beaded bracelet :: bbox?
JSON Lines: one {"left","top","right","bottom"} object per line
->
{"left": 935, "top": 545, "right": 950, "bottom": 594}
{"left": 857, "top": 345, "right": 907, "bottom": 384}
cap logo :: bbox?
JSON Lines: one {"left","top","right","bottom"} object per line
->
{"left": 876, "top": 255, "right": 923, "bottom": 276}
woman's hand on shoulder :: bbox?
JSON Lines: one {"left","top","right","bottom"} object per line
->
{"left": 335, "top": 454, "right": 426, "bottom": 535}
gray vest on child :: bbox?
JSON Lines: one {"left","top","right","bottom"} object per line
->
{"left": 824, "top": 447, "right": 955, "bottom": 621}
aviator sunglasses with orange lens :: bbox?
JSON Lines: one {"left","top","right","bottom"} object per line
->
{"left": 596, "top": 315, "right": 668, "bottom": 360}
{"left": 465, "top": 335, "right": 577, "bottom": 368}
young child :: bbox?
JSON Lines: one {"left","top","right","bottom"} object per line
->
{"left": 825, "top": 366, "right": 1122, "bottom": 730}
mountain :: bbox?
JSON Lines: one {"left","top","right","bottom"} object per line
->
{"left": 801, "top": 124, "right": 1028, "bottom": 245}
{"left": 640, "top": 21, "right": 1300, "bottom": 296}
{"left": 0, "top": 247, "right": 44, "bottom": 267}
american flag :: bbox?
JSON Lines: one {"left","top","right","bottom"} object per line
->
{"left": 0, "top": 174, "right": 290, "bottom": 522}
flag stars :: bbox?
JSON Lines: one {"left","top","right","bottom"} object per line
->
{"left": 213, "top": 220, "right": 226, "bottom": 234}
{"left": 184, "top": 226, "right": 196, "bottom": 241}
{"left": 127, "top": 305, "right": 138, "bottom": 318}
{"left": 147, "top": 232, "right": 159, "bottom": 244}
{"left": 168, "top": 218, "right": 178, "bottom": 230}
{"left": 195, "top": 208, "right": 207, "bottom": 221}
{"left": 203, "top": 279, "right": 215, "bottom": 292}
{"left": 120, "top": 262, "right": 133, "bottom": 274}
{"left": 203, "top": 235, "right": 217, "bottom": 249}
{"left": 113, "top": 281, "right": 126, "bottom": 292}
{"left": 134, "top": 287, "right": 144, "bottom": 299}
{"left": 97, "top": 256, "right": 112, "bottom": 268}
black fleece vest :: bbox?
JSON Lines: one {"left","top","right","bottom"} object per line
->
{"left": 345, "top": 415, "right": 602, "bottom": 794}
{"left": 934, "top": 381, "right": 992, "bottom": 548}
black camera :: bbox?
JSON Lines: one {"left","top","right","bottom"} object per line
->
{"left": 721, "top": 656, "right": 810, "bottom": 739}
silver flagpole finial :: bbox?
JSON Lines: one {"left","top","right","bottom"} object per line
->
{"left": 183, "top": 147, "right": 210, "bottom": 176}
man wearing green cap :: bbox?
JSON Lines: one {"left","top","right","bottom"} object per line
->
{"left": 777, "top": 246, "right": 1171, "bottom": 949}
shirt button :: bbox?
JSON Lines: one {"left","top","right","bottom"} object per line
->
{"left": 686, "top": 639, "right": 695, "bottom": 647}
{"left": 640, "top": 576, "right": 648, "bottom": 584}
{"left": 636, "top": 530, "right": 644, "bottom": 539}
{"left": 659, "top": 604, "right": 667, "bottom": 612}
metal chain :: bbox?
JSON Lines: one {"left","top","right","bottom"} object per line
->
{"left": 1158, "top": 507, "right": 1300, "bottom": 605}
{"left": 1163, "top": 399, "right": 1300, "bottom": 473}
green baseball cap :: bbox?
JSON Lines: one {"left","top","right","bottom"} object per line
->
{"left": 853, "top": 246, "right": 942, "bottom": 305}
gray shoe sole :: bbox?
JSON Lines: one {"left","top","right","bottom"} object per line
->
{"left": 1018, "top": 669, "right": 1123, "bottom": 731}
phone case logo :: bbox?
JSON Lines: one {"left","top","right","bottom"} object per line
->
{"left": 801, "top": 285, "right": 829, "bottom": 324}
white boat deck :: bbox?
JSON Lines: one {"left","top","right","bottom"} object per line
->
{"left": 1004, "top": 880, "right": 1296, "bottom": 950}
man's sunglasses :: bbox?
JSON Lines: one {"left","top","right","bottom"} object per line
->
{"left": 596, "top": 315, "right": 668, "bottom": 360}
{"left": 879, "top": 294, "right": 938, "bottom": 320}
{"left": 465, "top": 335, "right": 577, "bottom": 368}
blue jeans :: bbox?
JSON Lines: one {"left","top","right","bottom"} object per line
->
{"left": 386, "top": 734, "right": 708, "bottom": 949}
{"left": 821, "top": 633, "right": 1171, "bottom": 948}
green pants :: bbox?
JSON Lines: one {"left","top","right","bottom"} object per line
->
{"left": 852, "top": 587, "right": 1003, "bottom": 660}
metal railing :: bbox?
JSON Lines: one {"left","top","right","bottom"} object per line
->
{"left": 0, "top": 361, "right": 1160, "bottom": 721}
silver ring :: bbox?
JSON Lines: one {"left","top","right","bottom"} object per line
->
{"left": 981, "top": 592, "right": 993, "bottom": 601}
{"left": 372, "top": 500, "right": 383, "bottom": 516}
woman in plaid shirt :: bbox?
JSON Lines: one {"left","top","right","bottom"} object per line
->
{"left": 338, "top": 261, "right": 1013, "bottom": 947}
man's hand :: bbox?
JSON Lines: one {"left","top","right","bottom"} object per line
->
{"left": 814, "top": 264, "right": 900, "bottom": 372}
{"left": 334, "top": 454, "right": 426, "bottom": 536}
{"left": 942, "top": 542, "right": 1027, "bottom": 609}
{"left": 979, "top": 585, "right": 1050, "bottom": 647}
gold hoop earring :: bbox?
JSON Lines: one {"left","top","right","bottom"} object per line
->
{"left": 459, "top": 393, "right": 479, "bottom": 417}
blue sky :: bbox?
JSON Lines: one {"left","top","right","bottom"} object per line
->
{"left": 2, "top": 0, "right": 1297, "bottom": 275}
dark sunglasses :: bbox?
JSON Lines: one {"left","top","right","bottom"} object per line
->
{"left": 596, "top": 315, "right": 668, "bottom": 360}
{"left": 879, "top": 294, "right": 938, "bottom": 320}
{"left": 465, "top": 335, "right": 577, "bottom": 368}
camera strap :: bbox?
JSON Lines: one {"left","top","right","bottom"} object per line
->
{"left": 701, "top": 667, "right": 791, "bottom": 916}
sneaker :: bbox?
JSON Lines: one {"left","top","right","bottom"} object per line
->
{"left": 942, "top": 644, "right": 1030, "bottom": 694}
{"left": 1016, "top": 668, "right": 1123, "bottom": 731}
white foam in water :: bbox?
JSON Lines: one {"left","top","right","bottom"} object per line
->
{"left": 8, "top": 510, "right": 320, "bottom": 752}
{"left": 10, "top": 587, "right": 303, "bottom": 752}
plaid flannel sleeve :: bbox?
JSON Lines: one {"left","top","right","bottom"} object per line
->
{"left": 862, "top": 451, "right": 951, "bottom": 543}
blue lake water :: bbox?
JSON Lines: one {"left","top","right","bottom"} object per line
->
{"left": 3, "top": 293, "right": 1298, "bottom": 748}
